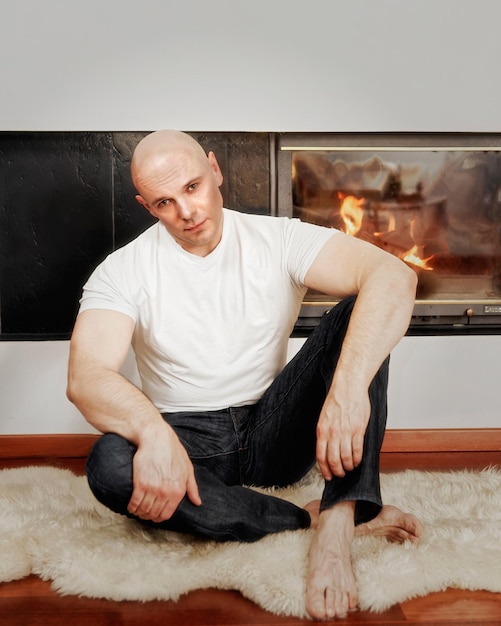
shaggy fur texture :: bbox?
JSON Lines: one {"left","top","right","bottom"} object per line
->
{"left": 1, "top": 465, "right": 500, "bottom": 618}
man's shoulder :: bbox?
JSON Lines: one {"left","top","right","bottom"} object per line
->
{"left": 224, "top": 208, "right": 291, "bottom": 234}
{"left": 224, "top": 209, "right": 335, "bottom": 243}
{"left": 116, "top": 222, "right": 160, "bottom": 251}
{"left": 101, "top": 222, "right": 160, "bottom": 265}
{"left": 86, "top": 223, "right": 161, "bottom": 286}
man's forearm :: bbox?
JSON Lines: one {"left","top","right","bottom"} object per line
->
{"left": 67, "top": 362, "right": 168, "bottom": 445}
{"left": 315, "top": 259, "right": 417, "bottom": 479}
{"left": 333, "top": 261, "right": 417, "bottom": 391}
{"left": 68, "top": 359, "right": 202, "bottom": 518}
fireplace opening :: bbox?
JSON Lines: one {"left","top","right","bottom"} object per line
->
{"left": 276, "top": 134, "right": 501, "bottom": 334}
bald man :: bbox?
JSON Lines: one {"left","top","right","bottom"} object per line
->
{"left": 67, "top": 130, "right": 422, "bottom": 620}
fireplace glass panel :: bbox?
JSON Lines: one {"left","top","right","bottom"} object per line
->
{"left": 277, "top": 136, "right": 501, "bottom": 329}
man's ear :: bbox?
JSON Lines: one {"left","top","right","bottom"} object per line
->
{"left": 135, "top": 194, "right": 153, "bottom": 215}
{"left": 207, "top": 151, "right": 224, "bottom": 186}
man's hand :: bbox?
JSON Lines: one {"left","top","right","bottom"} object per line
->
{"left": 315, "top": 387, "right": 370, "bottom": 480}
{"left": 127, "top": 424, "right": 201, "bottom": 523}
{"left": 303, "top": 232, "right": 417, "bottom": 480}
{"left": 67, "top": 309, "right": 201, "bottom": 522}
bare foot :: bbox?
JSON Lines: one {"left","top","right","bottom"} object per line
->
{"left": 356, "top": 505, "right": 423, "bottom": 544}
{"left": 305, "top": 502, "right": 422, "bottom": 619}
{"left": 304, "top": 500, "right": 321, "bottom": 530}
{"left": 306, "top": 501, "right": 358, "bottom": 620}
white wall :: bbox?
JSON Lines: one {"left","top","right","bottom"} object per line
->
{"left": 289, "top": 335, "right": 501, "bottom": 430}
{"left": 1, "top": 0, "right": 500, "bottom": 132}
{"left": 1, "top": 336, "right": 500, "bottom": 434}
{"left": 387, "top": 336, "right": 501, "bottom": 429}
{"left": 0, "top": 342, "right": 139, "bottom": 435}
{"left": 2, "top": 0, "right": 501, "bottom": 433}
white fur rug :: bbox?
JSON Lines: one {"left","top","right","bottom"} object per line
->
{"left": 1, "top": 465, "right": 500, "bottom": 618}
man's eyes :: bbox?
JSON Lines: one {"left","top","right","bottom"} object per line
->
{"left": 157, "top": 183, "right": 198, "bottom": 207}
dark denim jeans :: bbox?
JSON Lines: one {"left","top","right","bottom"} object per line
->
{"left": 86, "top": 296, "right": 388, "bottom": 542}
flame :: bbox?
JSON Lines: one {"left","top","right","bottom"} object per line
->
{"left": 387, "top": 213, "right": 396, "bottom": 232}
{"left": 338, "top": 195, "right": 435, "bottom": 271}
{"left": 340, "top": 195, "right": 364, "bottom": 236}
{"left": 374, "top": 213, "right": 396, "bottom": 237}
{"left": 402, "top": 245, "right": 434, "bottom": 270}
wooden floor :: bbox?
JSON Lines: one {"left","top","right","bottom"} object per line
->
{"left": 1, "top": 446, "right": 501, "bottom": 625}
{"left": 1, "top": 576, "right": 501, "bottom": 626}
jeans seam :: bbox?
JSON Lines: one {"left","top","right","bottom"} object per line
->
{"left": 230, "top": 407, "right": 247, "bottom": 484}
{"left": 190, "top": 450, "right": 242, "bottom": 461}
{"left": 246, "top": 345, "right": 325, "bottom": 439}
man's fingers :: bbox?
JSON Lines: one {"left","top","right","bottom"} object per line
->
{"left": 127, "top": 487, "right": 144, "bottom": 514}
{"left": 153, "top": 499, "right": 178, "bottom": 522}
{"left": 327, "top": 443, "right": 346, "bottom": 478}
{"left": 128, "top": 480, "right": 170, "bottom": 518}
{"left": 154, "top": 474, "right": 201, "bottom": 520}
{"left": 318, "top": 434, "right": 364, "bottom": 479}
{"left": 128, "top": 488, "right": 153, "bottom": 517}
{"left": 128, "top": 474, "right": 199, "bottom": 522}
{"left": 352, "top": 432, "right": 364, "bottom": 467}
{"left": 316, "top": 438, "right": 333, "bottom": 480}
{"left": 187, "top": 472, "right": 202, "bottom": 506}
{"left": 129, "top": 491, "right": 177, "bottom": 522}
{"left": 338, "top": 435, "right": 355, "bottom": 473}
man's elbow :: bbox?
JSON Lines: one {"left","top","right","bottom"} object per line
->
{"left": 66, "top": 374, "right": 79, "bottom": 406}
{"left": 403, "top": 262, "right": 419, "bottom": 298}
{"left": 378, "top": 256, "right": 418, "bottom": 304}
{"left": 66, "top": 374, "right": 94, "bottom": 426}
{"left": 66, "top": 364, "right": 86, "bottom": 407}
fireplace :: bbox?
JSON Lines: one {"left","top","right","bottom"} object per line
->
{"left": 275, "top": 133, "right": 501, "bottom": 334}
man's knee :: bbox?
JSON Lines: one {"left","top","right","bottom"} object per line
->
{"left": 323, "top": 296, "right": 356, "bottom": 332}
{"left": 314, "top": 296, "right": 357, "bottom": 364}
{"left": 86, "top": 433, "right": 136, "bottom": 511}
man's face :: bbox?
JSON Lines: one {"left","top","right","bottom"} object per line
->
{"left": 135, "top": 150, "right": 224, "bottom": 257}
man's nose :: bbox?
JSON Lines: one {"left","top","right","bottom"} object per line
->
{"left": 177, "top": 199, "right": 196, "bottom": 220}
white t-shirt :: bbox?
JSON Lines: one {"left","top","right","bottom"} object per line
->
{"left": 79, "top": 209, "right": 337, "bottom": 412}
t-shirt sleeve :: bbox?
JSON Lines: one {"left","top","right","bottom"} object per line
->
{"left": 78, "top": 254, "right": 138, "bottom": 322}
{"left": 285, "top": 219, "right": 340, "bottom": 285}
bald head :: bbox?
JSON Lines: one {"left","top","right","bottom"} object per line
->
{"left": 130, "top": 130, "right": 224, "bottom": 256}
{"left": 131, "top": 130, "right": 209, "bottom": 192}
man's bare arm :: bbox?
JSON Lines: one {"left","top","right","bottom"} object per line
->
{"left": 67, "top": 309, "right": 201, "bottom": 521}
{"left": 304, "top": 232, "right": 417, "bottom": 479}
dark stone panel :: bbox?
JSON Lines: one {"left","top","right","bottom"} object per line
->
{"left": 191, "top": 132, "right": 271, "bottom": 214}
{"left": 0, "top": 132, "right": 113, "bottom": 338}
{"left": 0, "top": 130, "right": 273, "bottom": 341}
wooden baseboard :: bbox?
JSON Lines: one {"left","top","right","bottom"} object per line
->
{"left": 0, "top": 434, "right": 99, "bottom": 459}
{"left": 380, "top": 429, "right": 501, "bottom": 470}
{"left": 0, "top": 429, "right": 499, "bottom": 460}
{"left": 382, "top": 428, "right": 501, "bottom": 453}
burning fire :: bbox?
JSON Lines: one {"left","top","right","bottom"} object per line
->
{"left": 339, "top": 194, "right": 435, "bottom": 270}
{"left": 339, "top": 194, "right": 364, "bottom": 236}
{"left": 401, "top": 245, "right": 434, "bottom": 270}
{"left": 402, "top": 219, "right": 434, "bottom": 270}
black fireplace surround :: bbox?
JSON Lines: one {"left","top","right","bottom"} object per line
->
{"left": 1, "top": 131, "right": 500, "bottom": 340}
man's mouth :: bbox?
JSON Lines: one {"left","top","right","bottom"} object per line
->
{"left": 185, "top": 219, "right": 207, "bottom": 232}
